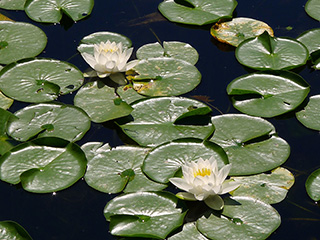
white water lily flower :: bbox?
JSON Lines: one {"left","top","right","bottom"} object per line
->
{"left": 81, "top": 40, "right": 139, "bottom": 78}
{"left": 169, "top": 156, "right": 240, "bottom": 210}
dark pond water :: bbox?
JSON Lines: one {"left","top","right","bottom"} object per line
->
{"left": 1, "top": 0, "right": 320, "bottom": 239}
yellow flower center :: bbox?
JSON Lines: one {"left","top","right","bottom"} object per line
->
{"left": 193, "top": 168, "right": 211, "bottom": 177}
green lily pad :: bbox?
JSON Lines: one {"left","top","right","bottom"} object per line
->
{"left": 116, "top": 84, "right": 146, "bottom": 104}
{"left": 74, "top": 81, "right": 133, "bottom": 123}
{"left": 230, "top": 167, "right": 295, "bottom": 204}
{"left": 306, "top": 168, "right": 320, "bottom": 201}
{"left": 227, "top": 71, "right": 310, "bottom": 118}
{"left": 118, "top": 97, "right": 214, "bottom": 147}
{"left": 7, "top": 102, "right": 91, "bottom": 142}
{"left": 0, "top": 21, "right": 47, "bottom": 64}
{"left": 296, "top": 95, "right": 320, "bottom": 131}
{"left": 0, "top": 91, "right": 13, "bottom": 110}
{"left": 197, "top": 196, "right": 281, "bottom": 240}
{"left": 129, "top": 58, "right": 201, "bottom": 96}
{"left": 85, "top": 146, "right": 166, "bottom": 193}
{"left": 211, "top": 17, "right": 274, "bottom": 47}
{"left": 0, "top": 108, "right": 15, "bottom": 155}
{"left": 25, "top": 0, "right": 94, "bottom": 23}
{"left": 0, "top": 137, "right": 87, "bottom": 193}
{"left": 104, "top": 191, "right": 186, "bottom": 239}
{"left": 0, "top": 221, "right": 32, "bottom": 240}
{"left": 0, "top": 58, "right": 84, "bottom": 103}
{"left": 136, "top": 41, "right": 199, "bottom": 65}
{"left": 235, "top": 31, "right": 309, "bottom": 70}
{"left": 158, "top": 0, "right": 237, "bottom": 26}
{"left": 0, "top": 0, "right": 26, "bottom": 10}
{"left": 142, "top": 139, "right": 228, "bottom": 183}
{"left": 209, "top": 114, "right": 290, "bottom": 175}
{"left": 297, "top": 28, "right": 320, "bottom": 55}
{"left": 168, "top": 222, "right": 208, "bottom": 240}
{"left": 305, "top": 0, "right": 320, "bottom": 21}
{"left": 81, "top": 142, "right": 111, "bottom": 162}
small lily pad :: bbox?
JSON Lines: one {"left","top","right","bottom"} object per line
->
{"left": 0, "top": 58, "right": 84, "bottom": 103}
{"left": 209, "top": 114, "right": 290, "bottom": 175}
{"left": 25, "top": 0, "right": 94, "bottom": 23}
{"left": 0, "top": 221, "right": 32, "bottom": 240}
{"left": 168, "top": 222, "right": 208, "bottom": 240}
{"left": 0, "top": 91, "right": 13, "bottom": 110}
{"left": 104, "top": 191, "right": 186, "bottom": 239}
{"left": 211, "top": 17, "right": 274, "bottom": 47}
{"left": 0, "top": 0, "right": 26, "bottom": 10}
{"left": 235, "top": 31, "right": 309, "bottom": 70}
{"left": 7, "top": 102, "right": 91, "bottom": 142}
{"left": 306, "top": 168, "right": 320, "bottom": 201}
{"left": 227, "top": 71, "right": 310, "bottom": 118}
{"left": 0, "top": 21, "right": 47, "bottom": 64}
{"left": 74, "top": 81, "right": 133, "bottom": 123}
{"left": 296, "top": 95, "right": 320, "bottom": 131}
{"left": 158, "top": 0, "right": 238, "bottom": 26}
{"left": 230, "top": 167, "right": 295, "bottom": 204}
{"left": 297, "top": 28, "right": 320, "bottom": 55}
{"left": 305, "top": 0, "right": 320, "bottom": 21}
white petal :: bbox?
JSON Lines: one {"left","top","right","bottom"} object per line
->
{"left": 81, "top": 52, "right": 97, "bottom": 69}
{"left": 217, "top": 164, "right": 232, "bottom": 183}
{"left": 97, "top": 72, "right": 110, "bottom": 78}
{"left": 204, "top": 195, "right": 224, "bottom": 210}
{"left": 220, "top": 180, "right": 241, "bottom": 194}
{"left": 169, "top": 177, "right": 192, "bottom": 192}
{"left": 124, "top": 60, "right": 139, "bottom": 71}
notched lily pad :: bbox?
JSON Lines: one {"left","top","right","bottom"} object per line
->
{"left": 211, "top": 17, "right": 274, "bottom": 47}
{"left": 296, "top": 95, "right": 320, "bottom": 131}
{"left": 305, "top": 168, "right": 320, "bottom": 201}
{"left": 0, "top": 221, "right": 32, "bottom": 240}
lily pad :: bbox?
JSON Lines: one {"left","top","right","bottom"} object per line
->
{"left": 104, "top": 191, "right": 186, "bottom": 239}
{"left": 235, "top": 31, "right": 309, "bottom": 70}
{"left": 0, "top": 0, "right": 26, "bottom": 10}
{"left": 118, "top": 97, "right": 214, "bottom": 147}
{"left": 209, "top": 114, "right": 290, "bottom": 175}
{"left": 297, "top": 28, "right": 320, "bottom": 55}
{"left": 81, "top": 142, "right": 111, "bottom": 162}
{"left": 7, "top": 102, "right": 91, "bottom": 142}
{"left": 305, "top": 168, "right": 320, "bottom": 201}
{"left": 227, "top": 71, "right": 310, "bottom": 118}
{"left": 0, "top": 21, "right": 47, "bottom": 64}
{"left": 129, "top": 58, "right": 201, "bottom": 96}
{"left": 168, "top": 222, "right": 208, "bottom": 240}
{"left": 136, "top": 41, "right": 199, "bottom": 65}
{"left": 116, "top": 84, "right": 146, "bottom": 104}
{"left": 0, "top": 221, "right": 32, "bottom": 240}
{"left": 74, "top": 81, "right": 133, "bottom": 123}
{"left": 197, "top": 196, "right": 281, "bottom": 240}
{"left": 85, "top": 146, "right": 166, "bottom": 193}
{"left": 0, "top": 58, "right": 84, "bottom": 103}
{"left": 305, "top": 0, "right": 320, "bottom": 21}
{"left": 158, "top": 0, "right": 237, "bottom": 26}
{"left": 0, "top": 91, "right": 13, "bottom": 110}
{"left": 0, "top": 108, "right": 15, "bottom": 155}
{"left": 25, "top": 0, "right": 94, "bottom": 23}
{"left": 0, "top": 137, "right": 87, "bottom": 193}
{"left": 296, "top": 95, "right": 320, "bottom": 131}
{"left": 230, "top": 167, "right": 295, "bottom": 204}
{"left": 142, "top": 139, "right": 228, "bottom": 184}
{"left": 211, "top": 17, "right": 274, "bottom": 47}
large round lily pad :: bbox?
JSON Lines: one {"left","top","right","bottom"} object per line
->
{"left": 0, "top": 0, "right": 26, "bottom": 10}
{"left": 142, "top": 139, "right": 228, "bottom": 183}
{"left": 129, "top": 58, "right": 201, "bottom": 96}
{"left": 0, "top": 221, "right": 32, "bottom": 240}
{"left": 227, "top": 71, "right": 310, "bottom": 118}
{"left": 104, "top": 191, "right": 186, "bottom": 239}
{"left": 197, "top": 196, "right": 281, "bottom": 240}
{"left": 0, "top": 137, "right": 87, "bottom": 193}
{"left": 209, "top": 114, "right": 290, "bottom": 175}
{"left": 25, "top": 0, "right": 94, "bottom": 23}
{"left": 235, "top": 31, "right": 309, "bottom": 70}
{"left": 158, "top": 0, "right": 237, "bottom": 26}
{"left": 74, "top": 81, "right": 133, "bottom": 123}
{"left": 85, "top": 146, "right": 166, "bottom": 193}
{"left": 305, "top": 0, "right": 320, "bottom": 21}
{"left": 7, "top": 102, "right": 91, "bottom": 142}
{"left": 0, "top": 21, "right": 47, "bottom": 64}
{"left": 168, "top": 222, "right": 208, "bottom": 240}
{"left": 118, "top": 97, "right": 214, "bottom": 147}
{"left": 0, "top": 58, "right": 84, "bottom": 103}
{"left": 305, "top": 168, "right": 320, "bottom": 201}
{"left": 296, "top": 95, "right": 320, "bottom": 131}
{"left": 211, "top": 17, "right": 274, "bottom": 47}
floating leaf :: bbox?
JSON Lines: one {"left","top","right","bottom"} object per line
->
{"left": 197, "top": 196, "right": 281, "bottom": 240}
{"left": 227, "top": 71, "right": 310, "bottom": 118}
{"left": 25, "top": 0, "right": 94, "bottom": 23}
{"left": 0, "top": 221, "right": 32, "bottom": 240}
{"left": 7, "top": 102, "right": 91, "bottom": 142}
{"left": 230, "top": 167, "right": 295, "bottom": 204}
{"left": 306, "top": 168, "right": 320, "bottom": 201}
{"left": 158, "top": 0, "right": 237, "bottom": 26}
{"left": 0, "top": 58, "right": 84, "bottom": 103}
{"left": 136, "top": 41, "right": 199, "bottom": 65}
{"left": 0, "top": 137, "right": 87, "bottom": 193}
{"left": 0, "top": 21, "right": 47, "bottom": 64}
{"left": 0, "top": 91, "right": 13, "bottom": 110}
{"left": 211, "top": 17, "right": 274, "bottom": 47}
{"left": 142, "top": 139, "right": 228, "bottom": 183}
{"left": 235, "top": 31, "right": 308, "bottom": 70}
{"left": 209, "top": 114, "right": 290, "bottom": 175}
{"left": 74, "top": 81, "right": 133, "bottom": 123}
{"left": 81, "top": 142, "right": 111, "bottom": 162}
{"left": 85, "top": 146, "right": 166, "bottom": 193}
{"left": 168, "top": 222, "right": 208, "bottom": 240}
{"left": 118, "top": 97, "right": 214, "bottom": 147}
{"left": 116, "top": 84, "right": 146, "bottom": 104}
{"left": 104, "top": 191, "right": 186, "bottom": 239}
{"left": 0, "top": 108, "right": 15, "bottom": 155}
{"left": 129, "top": 58, "right": 201, "bottom": 96}
{"left": 305, "top": 0, "right": 320, "bottom": 21}
{"left": 297, "top": 28, "right": 320, "bottom": 55}
{"left": 296, "top": 95, "right": 320, "bottom": 131}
